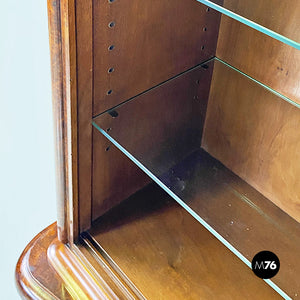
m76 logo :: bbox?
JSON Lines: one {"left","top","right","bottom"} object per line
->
{"left": 251, "top": 251, "right": 280, "bottom": 279}
{"left": 254, "top": 260, "right": 277, "bottom": 270}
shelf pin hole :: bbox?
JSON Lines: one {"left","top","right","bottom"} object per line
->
{"left": 108, "top": 110, "right": 119, "bottom": 118}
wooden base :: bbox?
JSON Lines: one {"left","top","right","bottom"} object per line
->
{"left": 15, "top": 224, "right": 141, "bottom": 299}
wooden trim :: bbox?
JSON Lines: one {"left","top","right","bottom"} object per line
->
{"left": 48, "top": 0, "right": 94, "bottom": 241}
{"left": 60, "top": 0, "right": 79, "bottom": 242}
{"left": 15, "top": 223, "right": 139, "bottom": 300}
{"left": 15, "top": 223, "right": 72, "bottom": 299}
{"left": 47, "top": 0, "right": 69, "bottom": 243}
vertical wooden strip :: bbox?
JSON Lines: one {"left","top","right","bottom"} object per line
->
{"left": 76, "top": 0, "right": 93, "bottom": 232}
{"left": 60, "top": 0, "right": 79, "bottom": 242}
{"left": 48, "top": 0, "right": 81, "bottom": 242}
{"left": 47, "top": 0, "right": 68, "bottom": 243}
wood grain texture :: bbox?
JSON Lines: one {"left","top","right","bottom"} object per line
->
{"left": 16, "top": 223, "right": 134, "bottom": 300}
{"left": 92, "top": 64, "right": 214, "bottom": 220}
{"left": 15, "top": 223, "right": 73, "bottom": 300}
{"left": 217, "top": 15, "right": 300, "bottom": 104}
{"left": 89, "top": 184, "right": 282, "bottom": 300}
{"left": 48, "top": 0, "right": 75, "bottom": 243}
{"left": 157, "top": 148, "right": 300, "bottom": 298}
{"left": 202, "top": 60, "right": 300, "bottom": 223}
{"left": 92, "top": 127, "right": 150, "bottom": 220}
{"left": 60, "top": 0, "right": 79, "bottom": 243}
{"left": 75, "top": 0, "right": 93, "bottom": 232}
{"left": 48, "top": 0, "right": 94, "bottom": 240}
{"left": 93, "top": 0, "right": 222, "bottom": 115}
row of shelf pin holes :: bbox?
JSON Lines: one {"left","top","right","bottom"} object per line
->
{"left": 194, "top": 6, "right": 210, "bottom": 101}
{"left": 194, "top": 64, "right": 209, "bottom": 101}
{"left": 105, "top": 0, "right": 115, "bottom": 150}
{"left": 105, "top": 4, "right": 210, "bottom": 151}
{"left": 107, "top": 0, "right": 116, "bottom": 96}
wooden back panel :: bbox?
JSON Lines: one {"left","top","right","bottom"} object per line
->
{"left": 92, "top": 1, "right": 222, "bottom": 221}
{"left": 93, "top": 0, "right": 222, "bottom": 115}
{"left": 203, "top": 16, "right": 300, "bottom": 222}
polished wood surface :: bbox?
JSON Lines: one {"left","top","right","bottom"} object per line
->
{"left": 60, "top": 0, "right": 79, "bottom": 241}
{"left": 16, "top": 223, "right": 73, "bottom": 299}
{"left": 16, "top": 223, "right": 139, "bottom": 300}
{"left": 89, "top": 184, "right": 282, "bottom": 300}
{"left": 202, "top": 59, "right": 300, "bottom": 223}
{"left": 48, "top": 240, "right": 116, "bottom": 299}
{"left": 48, "top": 0, "right": 95, "bottom": 238}
{"left": 92, "top": 64, "right": 213, "bottom": 220}
{"left": 93, "top": 0, "right": 222, "bottom": 115}
{"left": 217, "top": 16, "right": 300, "bottom": 104}
{"left": 48, "top": 0, "right": 75, "bottom": 242}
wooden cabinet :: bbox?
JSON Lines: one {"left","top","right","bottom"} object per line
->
{"left": 16, "top": 1, "right": 300, "bottom": 299}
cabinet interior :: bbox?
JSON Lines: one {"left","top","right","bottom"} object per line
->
{"left": 72, "top": 1, "right": 300, "bottom": 299}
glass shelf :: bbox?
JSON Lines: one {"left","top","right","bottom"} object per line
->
{"left": 196, "top": 0, "right": 300, "bottom": 50}
{"left": 93, "top": 58, "right": 299, "bottom": 299}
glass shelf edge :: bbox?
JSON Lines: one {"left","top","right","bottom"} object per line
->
{"left": 196, "top": 0, "right": 300, "bottom": 50}
{"left": 92, "top": 120, "right": 291, "bottom": 300}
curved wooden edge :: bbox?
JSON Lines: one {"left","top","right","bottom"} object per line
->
{"left": 47, "top": 239, "right": 114, "bottom": 300}
{"left": 15, "top": 223, "right": 72, "bottom": 300}
{"left": 15, "top": 223, "right": 129, "bottom": 300}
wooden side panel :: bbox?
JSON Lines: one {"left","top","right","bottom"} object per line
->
{"left": 202, "top": 61, "right": 300, "bottom": 223}
{"left": 217, "top": 15, "right": 300, "bottom": 104}
{"left": 93, "top": 0, "right": 222, "bottom": 115}
{"left": 76, "top": 0, "right": 93, "bottom": 232}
